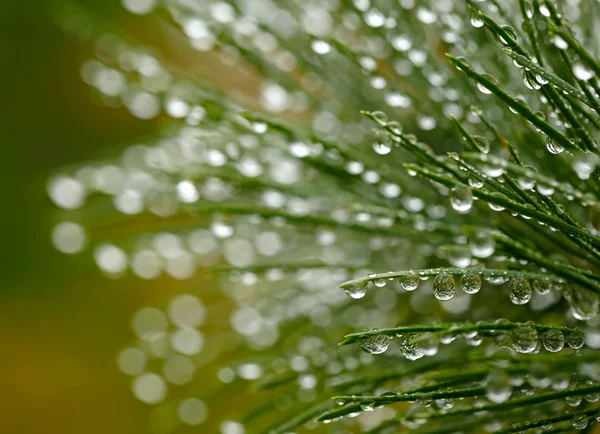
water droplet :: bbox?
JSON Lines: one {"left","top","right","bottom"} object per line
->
{"left": 433, "top": 273, "right": 456, "bottom": 301}
{"left": 566, "top": 395, "right": 582, "bottom": 406}
{"left": 533, "top": 280, "right": 551, "bottom": 295}
{"left": 572, "top": 415, "right": 588, "bottom": 429}
{"left": 523, "top": 70, "right": 542, "bottom": 90}
{"left": 498, "top": 25, "right": 518, "bottom": 45}
{"left": 546, "top": 137, "right": 564, "bottom": 154}
{"left": 374, "top": 279, "right": 387, "bottom": 287}
{"left": 373, "top": 141, "right": 392, "bottom": 155}
{"left": 471, "top": 136, "right": 490, "bottom": 154}
{"left": 573, "top": 63, "right": 595, "bottom": 81}
{"left": 471, "top": 233, "right": 495, "bottom": 258}
{"left": 360, "top": 400, "right": 375, "bottom": 411}
{"left": 509, "top": 278, "right": 533, "bottom": 305}
{"left": 524, "top": 1, "right": 534, "bottom": 18}
{"left": 450, "top": 186, "right": 473, "bottom": 212}
{"left": 542, "top": 329, "right": 564, "bottom": 352}
{"left": 469, "top": 9, "right": 484, "bottom": 28}
{"left": 400, "top": 274, "right": 420, "bottom": 291}
{"left": 420, "top": 333, "right": 439, "bottom": 356}
{"left": 461, "top": 274, "right": 482, "bottom": 294}
{"left": 552, "top": 35, "right": 568, "bottom": 49}
{"left": 344, "top": 281, "right": 368, "bottom": 299}
{"left": 565, "top": 286, "right": 599, "bottom": 320}
{"left": 359, "top": 331, "right": 392, "bottom": 355}
{"left": 486, "top": 371, "right": 512, "bottom": 403}
{"left": 566, "top": 329, "right": 585, "bottom": 349}
{"left": 399, "top": 334, "right": 424, "bottom": 361}
{"left": 371, "top": 111, "right": 388, "bottom": 124}
{"left": 511, "top": 326, "right": 538, "bottom": 353}
{"left": 477, "top": 83, "right": 492, "bottom": 95}
{"left": 468, "top": 177, "right": 484, "bottom": 188}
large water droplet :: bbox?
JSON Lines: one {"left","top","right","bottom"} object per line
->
{"left": 542, "top": 329, "right": 564, "bottom": 352}
{"left": 469, "top": 9, "right": 484, "bottom": 28}
{"left": 511, "top": 326, "right": 538, "bottom": 353}
{"left": 523, "top": 70, "right": 542, "bottom": 90}
{"left": 344, "top": 281, "right": 368, "bottom": 299}
{"left": 373, "top": 141, "right": 392, "bottom": 155}
{"left": 400, "top": 274, "right": 420, "bottom": 291}
{"left": 510, "top": 278, "right": 533, "bottom": 305}
{"left": 461, "top": 274, "right": 482, "bottom": 294}
{"left": 374, "top": 279, "right": 387, "bottom": 288}
{"left": 433, "top": 273, "right": 456, "bottom": 301}
{"left": 566, "top": 329, "right": 585, "bottom": 349}
{"left": 359, "top": 330, "right": 392, "bottom": 354}
{"left": 546, "top": 137, "right": 564, "bottom": 154}
{"left": 473, "top": 136, "right": 490, "bottom": 154}
{"left": 565, "top": 286, "right": 599, "bottom": 320}
{"left": 498, "top": 25, "right": 518, "bottom": 45}
{"left": 572, "top": 415, "right": 588, "bottom": 430}
{"left": 399, "top": 333, "right": 424, "bottom": 361}
{"left": 450, "top": 186, "right": 473, "bottom": 212}
{"left": 485, "top": 371, "right": 512, "bottom": 403}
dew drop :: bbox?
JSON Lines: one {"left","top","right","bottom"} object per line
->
{"left": 524, "top": 1, "right": 534, "bottom": 18}
{"left": 374, "top": 279, "right": 387, "bottom": 288}
{"left": 450, "top": 186, "right": 473, "bottom": 212}
{"left": 344, "top": 281, "right": 368, "bottom": 299}
{"left": 542, "top": 329, "right": 564, "bottom": 352}
{"left": 509, "top": 278, "right": 533, "bottom": 305}
{"left": 373, "top": 141, "right": 392, "bottom": 155}
{"left": 399, "top": 334, "right": 424, "bottom": 361}
{"left": 400, "top": 274, "right": 420, "bottom": 291}
{"left": 511, "top": 326, "right": 538, "bottom": 353}
{"left": 573, "top": 63, "right": 595, "bottom": 81}
{"left": 523, "top": 70, "right": 542, "bottom": 90}
{"left": 468, "top": 177, "right": 484, "bottom": 188}
{"left": 433, "top": 273, "right": 456, "bottom": 301}
{"left": 360, "top": 401, "right": 375, "bottom": 411}
{"left": 469, "top": 10, "right": 484, "bottom": 28}
{"left": 532, "top": 279, "right": 551, "bottom": 295}
{"left": 359, "top": 331, "right": 392, "bottom": 355}
{"left": 566, "top": 329, "right": 585, "bottom": 350}
{"left": 420, "top": 333, "right": 439, "bottom": 356}
{"left": 572, "top": 415, "right": 588, "bottom": 430}
{"left": 498, "top": 25, "right": 518, "bottom": 45}
{"left": 371, "top": 111, "right": 388, "bottom": 124}
{"left": 552, "top": 35, "right": 568, "bottom": 49}
{"left": 471, "top": 233, "right": 495, "bottom": 258}
{"left": 546, "top": 137, "right": 564, "bottom": 154}
{"left": 461, "top": 274, "right": 482, "bottom": 294}
{"left": 565, "top": 286, "right": 599, "bottom": 320}
{"left": 473, "top": 136, "right": 490, "bottom": 154}
{"left": 485, "top": 371, "right": 513, "bottom": 403}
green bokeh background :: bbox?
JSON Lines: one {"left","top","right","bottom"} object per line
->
{"left": 2, "top": 1, "right": 162, "bottom": 431}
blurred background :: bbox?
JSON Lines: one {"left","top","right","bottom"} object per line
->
{"left": 1, "top": 1, "right": 175, "bottom": 431}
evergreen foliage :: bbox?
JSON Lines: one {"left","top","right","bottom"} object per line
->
{"left": 49, "top": 0, "right": 600, "bottom": 432}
